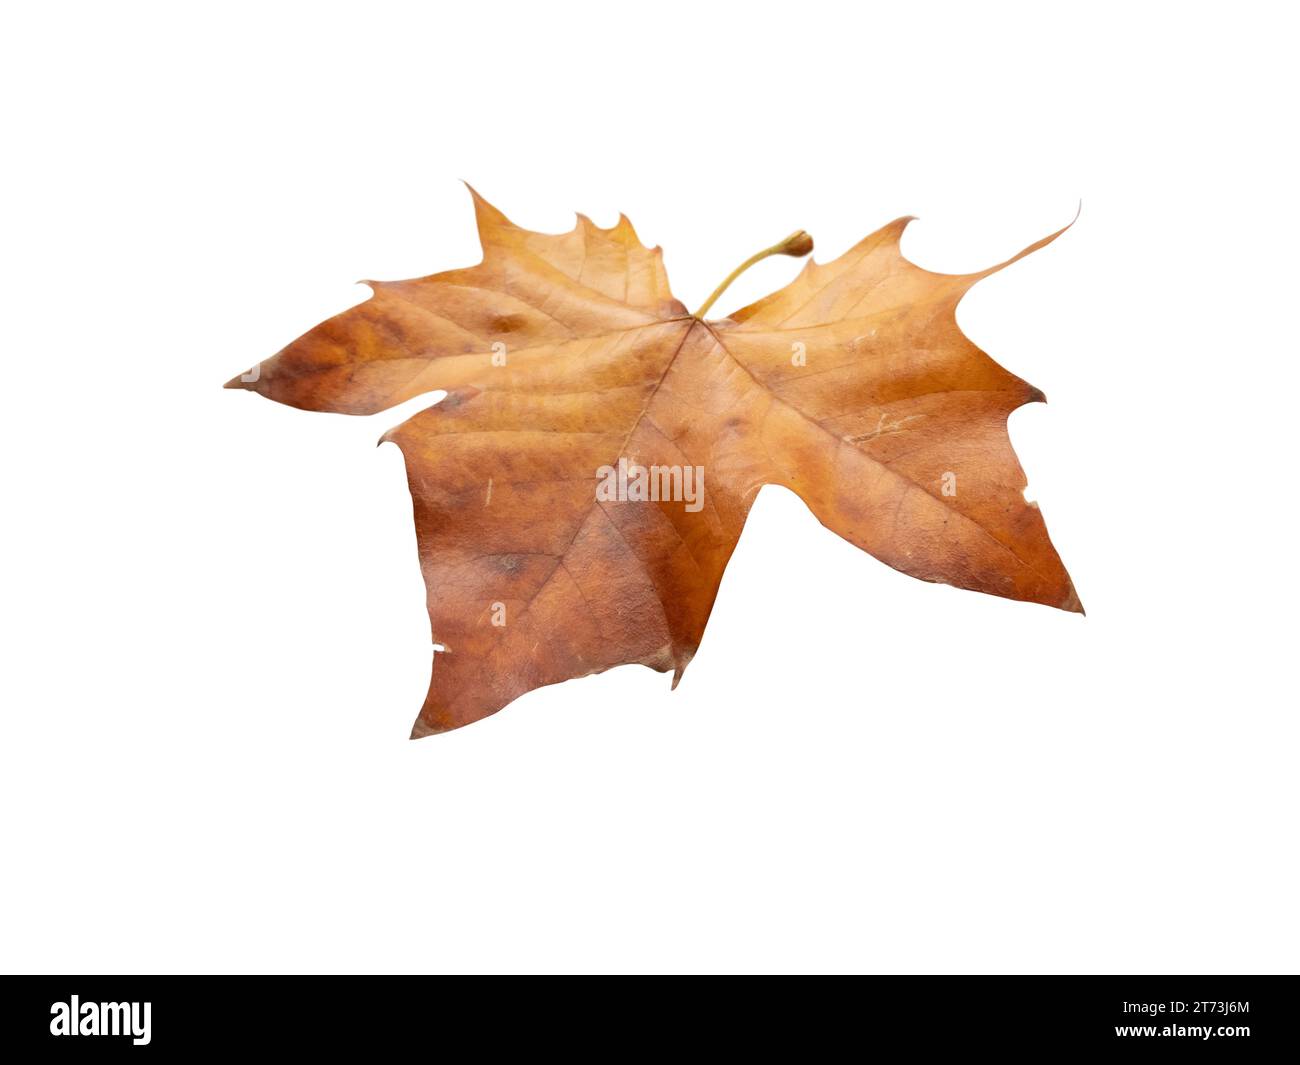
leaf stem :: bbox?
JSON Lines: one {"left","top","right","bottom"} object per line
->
{"left": 693, "top": 230, "right": 814, "bottom": 319}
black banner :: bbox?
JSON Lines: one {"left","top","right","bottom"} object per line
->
{"left": 1, "top": 976, "right": 1294, "bottom": 1053}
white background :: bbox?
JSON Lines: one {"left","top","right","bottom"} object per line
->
{"left": 3, "top": 2, "right": 1296, "bottom": 974}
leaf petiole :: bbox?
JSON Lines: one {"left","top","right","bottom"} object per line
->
{"left": 693, "top": 229, "right": 813, "bottom": 319}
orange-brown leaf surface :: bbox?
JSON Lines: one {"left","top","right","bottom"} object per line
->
{"left": 228, "top": 188, "right": 1080, "bottom": 736}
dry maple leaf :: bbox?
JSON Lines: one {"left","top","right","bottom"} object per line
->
{"left": 228, "top": 187, "right": 1080, "bottom": 736}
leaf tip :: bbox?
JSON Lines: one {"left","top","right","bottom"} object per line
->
{"left": 669, "top": 647, "right": 696, "bottom": 690}
{"left": 462, "top": 181, "right": 512, "bottom": 237}
{"left": 1060, "top": 584, "right": 1085, "bottom": 615}
{"left": 614, "top": 212, "right": 639, "bottom": 241}
{"left": 409, "top": 716, "right": 438, "bottom": 740}
{"left": 974, "top": 206, "right": 1079, "bottom": 281}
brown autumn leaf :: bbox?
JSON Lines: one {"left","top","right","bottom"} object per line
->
{"left": 228, "top": 188, "right": 1080, "bottom": 736}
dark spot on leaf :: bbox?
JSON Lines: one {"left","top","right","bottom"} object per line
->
{"left": 493, "top": 314, "right": 527, "bottom": 333}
